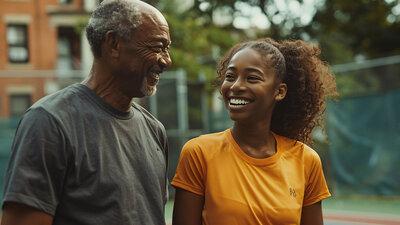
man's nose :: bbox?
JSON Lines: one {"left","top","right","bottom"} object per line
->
{"left": 159, "top": 51, "right": 172, "bottom": 69}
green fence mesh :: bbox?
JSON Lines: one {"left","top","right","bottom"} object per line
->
{"left": 0, "top": 118, "right": 19, "bottom": 203}
{"left": 326, "top": 90, "right": 400, "bottom": 195}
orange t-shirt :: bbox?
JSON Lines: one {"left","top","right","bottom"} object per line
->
{"left": 171, "top": 129, "right": 331, "bottom": 225}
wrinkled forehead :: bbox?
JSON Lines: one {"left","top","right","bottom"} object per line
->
{"left": 102, "top": 0, "right": 168, "bottom": 24}
{"left": 137, "top": 12, "right": 170, "bottom": 40}
{"left": 140, "top": 10, "right": 168, "bottom": 28}
{"left": 141, "top": 12, "right": 169, "bottom": 29}
{"left": 131, "top": 12, "right": 170, "bottom": 45}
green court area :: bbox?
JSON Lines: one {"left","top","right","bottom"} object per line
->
{"left": 165, "top": 200, "right": 174, "bottom": 222}
{"left": 322, "top": 195, "right": 400, "bottom": 216}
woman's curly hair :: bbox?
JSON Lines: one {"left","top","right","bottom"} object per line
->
{"left": 215, "top": 38, "right": 337, "bottom": 145}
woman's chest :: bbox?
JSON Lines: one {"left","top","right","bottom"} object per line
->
{"left": 203, "top": 156, "right": 306, "bottom": 225}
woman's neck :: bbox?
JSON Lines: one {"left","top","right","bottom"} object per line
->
{"left": 231, "top": 122, "right": 277, "bottom": 159}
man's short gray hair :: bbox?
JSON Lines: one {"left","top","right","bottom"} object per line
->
{"left": 86, "top": 0, "right": 142, "bottom": 58}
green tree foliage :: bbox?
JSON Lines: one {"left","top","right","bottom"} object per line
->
{"left": 308, "top": 0, "right": 400, "bottom": 96}
{"left": 150, "top": 0, "right": 241, "bottom": 82}
{"left": 180, "top": 0, "right": 400, "bottom": 62}
{"left": 308, "top": 0, "right": 400, "bottom": 61}
{"left": 180, "top": 0, "right": 400, "bottom": 95}
{"left": 78, "top": 0, "right": 400, "bottom": 95}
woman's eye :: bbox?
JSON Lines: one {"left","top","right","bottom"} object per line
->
{"left": 248, "top": 76, "right": 261, "bottom": 81}
{"left": 225, "top": 73, "right": 234, "bottom": 79}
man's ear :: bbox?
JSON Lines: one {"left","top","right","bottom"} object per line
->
{"left": 274, "top": 82, "right": 287, "bottom": 101}
{"left": 104, "top": 30, "right": 120, "bottom": 58}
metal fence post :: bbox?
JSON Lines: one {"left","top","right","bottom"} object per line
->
{"left": 149, "top": 92, "right": 158, "bottom": 118}
{"left": 176, "top": 69, "right": 188, "bottom": 135}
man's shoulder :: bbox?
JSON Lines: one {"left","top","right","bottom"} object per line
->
{"left": 131, "top": 101, "right": 163, "bottom": 126}
{"left": 31, "top": 84, "right": 84, "bottom": 112}
{"left": 131, "top": 101, "right": 167, "bottom": 141}
{"left": 22, "top": 84, "right": 93, "bottom": 128}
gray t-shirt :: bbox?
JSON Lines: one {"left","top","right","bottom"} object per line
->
{"left": 2, "top": 84, "right": 168, "bottom": 225}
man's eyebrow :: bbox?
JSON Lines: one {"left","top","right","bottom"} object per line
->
{"left": 151, "top": 38, "right": 171, "bottom": 46}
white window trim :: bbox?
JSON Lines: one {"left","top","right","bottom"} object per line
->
{"left": 3, "top": 14, "right": 31, "bottom": 24}
{"left": 6, "top": 86, "right": 34, "bottom": 95}
{"left": 5, "top": 15, "right": 31, "bottom": 64}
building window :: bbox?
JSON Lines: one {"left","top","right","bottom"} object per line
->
{"left": 7, "top": 24, "right": 29, "bottom": 63}
{"left": 10, "top": 94, "right": 31, "bottom": 117}
{"left": 57, "top": 26, "right": 81, "bottom": 71}
{"left": 58, "top": 0, "right": 72, "bottom": 4}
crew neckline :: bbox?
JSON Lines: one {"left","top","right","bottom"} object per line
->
{"left": 225, "top": 128, "right": 282, "bottom": 166}
{"left": 73, "top": 83, "right": 134, "bottom": 120}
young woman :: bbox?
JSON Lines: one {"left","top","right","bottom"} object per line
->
{"left": 171, "top": 38, "right": 337, "bottom": 225}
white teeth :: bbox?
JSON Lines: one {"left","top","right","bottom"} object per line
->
{"left": 229, "top": 98, "right": 249, "bottom": 105}
{"left": 151, "top": 72, "right": 159, "bottom": 78}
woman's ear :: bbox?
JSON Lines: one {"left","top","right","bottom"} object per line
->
{"left": 275, "top": 83, "right": 287, "bottom": 101}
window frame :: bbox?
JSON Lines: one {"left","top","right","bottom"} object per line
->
{"left": 7, "top": 24, "right": 29, "bottom": 63}
{"left": 9, "top": 94, "right": 31, "bottom": 118}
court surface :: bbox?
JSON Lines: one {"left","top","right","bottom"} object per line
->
{"left": 165, "top": 196, "right": 400, "bottom": 225}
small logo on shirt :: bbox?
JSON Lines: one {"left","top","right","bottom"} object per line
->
{"left": 289, "top": 188, "right": 297, "bottom": 197}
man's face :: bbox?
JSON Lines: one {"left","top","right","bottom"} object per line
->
{"left": 118, "top": 12, "right": 172, "bottom": 98}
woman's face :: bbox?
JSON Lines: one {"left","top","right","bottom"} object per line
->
{"left": 220, "top": 47, "right": 286, "bottom": 124}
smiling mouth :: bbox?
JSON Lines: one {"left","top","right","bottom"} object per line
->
{"left": 229, "top": 98, "right": 250, "bottom": 107}
{"left": 148, "top": 72, "right": 160, "bottom": 86}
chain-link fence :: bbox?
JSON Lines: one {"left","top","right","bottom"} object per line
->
{"left": 326, "top": 56, "right": 400, "bottom": 196}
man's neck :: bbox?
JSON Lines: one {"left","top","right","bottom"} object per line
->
{"left": 81, "top": 64, "right": 133, "bottom": 112}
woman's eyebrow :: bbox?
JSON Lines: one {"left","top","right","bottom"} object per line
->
{"left": 227, "top": 66, "right": 263, "bottom": 74}
{"left": 226, "top": 66, "right": 237, "bottom": 71}
{"left": 245, "top": 67, "right": 263, "bottom": 74}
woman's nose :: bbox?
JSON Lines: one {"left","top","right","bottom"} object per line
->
{"left": 230, "top": 77, "right": 246, "bottom": 92}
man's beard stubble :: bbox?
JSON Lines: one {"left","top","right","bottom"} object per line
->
{"left": 140, "top": 75, "right": 157, "bottom": 97}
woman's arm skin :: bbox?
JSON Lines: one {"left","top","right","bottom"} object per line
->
{"left": 172, "top": 188, "right": 204, "bottom": 225}
{"left": 300, "top": 201, "right": 324, "bottom": 225}
{"left": 1, "top": 202, "right": 53, "bottom": 225}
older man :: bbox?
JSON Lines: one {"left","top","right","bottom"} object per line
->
{"left": 1, "top": 0, "right": 172, "bottom": 224}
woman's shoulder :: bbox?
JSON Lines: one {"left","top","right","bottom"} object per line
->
{"left": 276, "top": 133, "right": 321, "bottom": 160}
{"left": 182, "top": 129, "right": 230, "bottom": 154}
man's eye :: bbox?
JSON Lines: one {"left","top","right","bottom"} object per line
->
{"left": 152, "top": 46, "right": 169, "bottom": 53}
{"left": 152, "top": 47, "right": 163, "bottom": 53}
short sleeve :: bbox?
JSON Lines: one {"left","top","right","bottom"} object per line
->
{"left": 2, "top": 107, "right": 69, "bottom": 215}
{"left": 171, "top": 140, "right": 206, "bottom": 196}
{"left": 160, "top": 124, "right": 169, "bottom": 203}
{"left": 303, "top": 148, "right": 331, "bottom": 206}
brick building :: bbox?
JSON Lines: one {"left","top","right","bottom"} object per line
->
{"left": 0, "top": 0, "right": 97, "bottom": 118}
